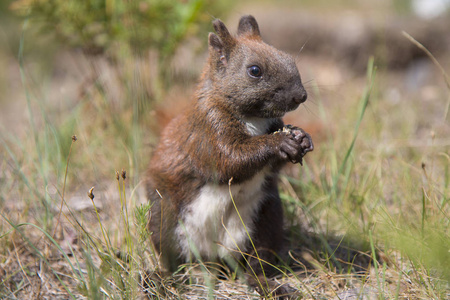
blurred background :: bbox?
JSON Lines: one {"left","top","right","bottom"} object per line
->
{"left": 1, "top": 0, "right": 449, "bottom": 140}
{"left": 0, "top": 0, "right": 449, "bottom": 299}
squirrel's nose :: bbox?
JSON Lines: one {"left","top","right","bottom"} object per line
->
{"left": 293, "top": 88, "right": 307, "bottom": 104}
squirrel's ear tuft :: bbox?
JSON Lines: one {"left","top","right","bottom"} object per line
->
{"left": 212, "top": 19, "right": 236, "bottom": 49}
{"left": 237, "top": 15, "right": 261, "bottom": 38}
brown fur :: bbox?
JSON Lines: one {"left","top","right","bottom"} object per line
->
{"left": 146, "top": 15, "right": 313, "bottom": 297}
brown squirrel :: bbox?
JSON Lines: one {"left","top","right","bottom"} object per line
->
{"left": 146, "top": 15, "right": 313, "bottom": 297}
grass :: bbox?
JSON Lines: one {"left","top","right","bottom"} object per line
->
{"left": 1, "top": 4, "right": 450, "bottom": 300}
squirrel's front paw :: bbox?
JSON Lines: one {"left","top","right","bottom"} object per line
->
{"left": 276, "top": 125, "right": 313, "bottom": 165}
{"left": 289, "top": 126, "right": 313, "bottom": 155}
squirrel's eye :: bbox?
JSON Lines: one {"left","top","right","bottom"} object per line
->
{"left": 247, "top": 65, "right": 262, "bottom": 78}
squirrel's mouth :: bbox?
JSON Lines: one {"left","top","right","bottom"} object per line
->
{"left": 270, "top": 93, "right": 304, "bottom": 115}
{"left": 257, "top": 102, "right": 301, "bottom": 119}
{"left": 278, "top": 101, "right": 302, "bottom": 116}
{"left": 242, "top": 97, "right": 302, "bottom": 119}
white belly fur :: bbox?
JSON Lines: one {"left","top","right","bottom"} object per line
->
{"left": 176, "top": 117, "right": 274, "bottom": 261}
{"left": 176, "top": 168, "right": 269, "bottom": 261}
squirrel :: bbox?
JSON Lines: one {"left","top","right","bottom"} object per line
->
{"left": 146, "top": 15, "right": 313, "bottom": 298}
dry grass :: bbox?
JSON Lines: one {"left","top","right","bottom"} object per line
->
{"left": 1, "top": 2, "right": 450, "bottom": 299}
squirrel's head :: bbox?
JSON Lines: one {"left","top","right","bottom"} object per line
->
{"left": 207, "top": 15, "right": 307, "bottom": 119}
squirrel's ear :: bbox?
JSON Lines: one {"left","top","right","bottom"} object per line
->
{"left": 237, "top": 15, "right": 261, "bottom": 38}
{"left": 208, "top": 32, "right": 223, "bottom": 52}
{"left": 209, "top": 19, "right": 236, "bottom": 67}
{"left": 212, "top": 19, "right": 236, "bottom": 50}
{"left": 208, "top": 33, "right": 228, "bottom": 66}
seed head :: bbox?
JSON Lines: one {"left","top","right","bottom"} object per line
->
{"left": 72, "top": 135, "right": 77, "bottom": 142}
{"left": 88, "top": 186, "right": 95, "bottom": 200}
{"left": 116, "top": 171, "right": 120, "bottom": 181}
{"left": 121, "top": 169, "right": 126, "bottom": 180}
